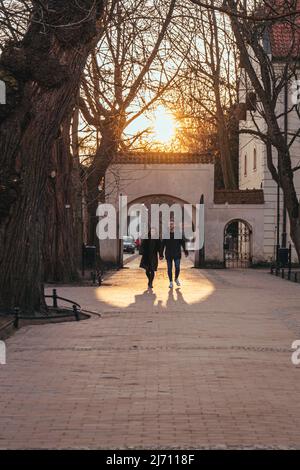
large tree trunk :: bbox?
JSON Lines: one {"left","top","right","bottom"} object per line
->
{"left": 87, "top": 122, "right": 119, "bottom": 247}
{"left": 71, "top": 107, "right": 86, "bottom": 271}
{"left": 0, "top": 1, "right": 105, "bottom": 314}
{"left": 277, "top": 149, "right": 300, "bottom": 261}
{"left": 214, "top": 87, "right": 238, "bottom": 190}
{"left": 209, "top": 8, "right": 237, "bottom": 190}
{"left": 216, "top": 115, "right": 238, "bottom": 190}
{"left": 43, "top": 115, "right": 81, "bottom": 283}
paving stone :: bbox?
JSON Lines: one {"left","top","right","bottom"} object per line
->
{"left": 0, "top": 258, "right": 300, "bottom": 448}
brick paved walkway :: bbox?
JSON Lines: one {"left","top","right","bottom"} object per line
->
{"left": 1, "top": 258, "right": 300, "bottom": 449}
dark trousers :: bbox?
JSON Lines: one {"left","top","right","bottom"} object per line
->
{"left": 146, "top": 269, "right": 155, "bottom": 285}
{"left": 167, "top": 258, "right": 181, "bottom": 282}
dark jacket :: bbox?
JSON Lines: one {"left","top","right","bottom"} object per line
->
{"left": 160, "top": 233, "right": 187, "bottom": 260}
{"left": 140, "top": 238, "right": 161, "bottom": 271}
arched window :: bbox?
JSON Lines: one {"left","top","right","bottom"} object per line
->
{"left": 244, "top": 154, "right": 247, "bottom": 176}
{"left": 253, "top": 148, "right": 257, "bottom": 171}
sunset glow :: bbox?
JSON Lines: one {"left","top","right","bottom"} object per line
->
{"left": 151, "top": 105, "right": 177, "bottom": 145}
{"left": 125, "top": 105, "right": 178, "bottom": 149}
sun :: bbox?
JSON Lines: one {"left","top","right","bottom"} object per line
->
{"left": 124, "top": 104, "right": 178, "bottom": 149}
{"left": 151, "top": 105, "right": 177, "bottom": 145}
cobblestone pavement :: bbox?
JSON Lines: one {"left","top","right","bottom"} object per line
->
{"left": 1, "top": 257, "right": 300, "bottom": 449}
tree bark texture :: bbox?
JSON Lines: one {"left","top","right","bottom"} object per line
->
{"left": 0, "top": 1, "right": 106, "bottom": 313}
{"left": 43, "top": 114, "right": 82, "bottom": 283}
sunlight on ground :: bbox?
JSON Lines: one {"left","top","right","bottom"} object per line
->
{"left": 95, "top": 268, "right": 215, "bottom": 309}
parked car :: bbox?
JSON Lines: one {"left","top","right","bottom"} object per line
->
{"left": 123, "top": 236, "right": 136, "bottom": 254}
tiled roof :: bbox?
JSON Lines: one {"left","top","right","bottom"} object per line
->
{"left": 113, "top": 152, "right": 214, "bottom": 165}
{"left": 268, "top": 0, "right": 300, "bottom": 58}
{"left": 214, "top": 189, "right": 264, "bottom": 205}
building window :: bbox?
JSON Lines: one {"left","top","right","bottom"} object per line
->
{"left": 244, "top": 154, "right": 247, "bottom": 176}
{"left": 253, "top": 148, "right": 257, "bottom": 171}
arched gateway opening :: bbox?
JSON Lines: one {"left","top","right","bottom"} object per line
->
{"left": 224, "top": 219, "right": 252, "bottom": 268}
{"left": 128, "top": 194, "right": 195, "bottom": 234}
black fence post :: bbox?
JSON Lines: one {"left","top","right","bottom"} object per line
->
{"left": 223, "top": 244, "right": 227, "bottom": 269}
{"left": 82, "top": 243, "right": 85, "bottom": 277}
{"left": 97, "top": 269, "right": 102, "bottom": 286}
{"left": 73, "top": 305, "right": 80, "bottom": 321}
{"left": 13, "top": 307, "right": 20, "bottom": 329}
{"left": 53, "top": 289, "right": 58, "bottom": 308}
{"left": 288, "top": 244, "right": 292, "bottom": 280}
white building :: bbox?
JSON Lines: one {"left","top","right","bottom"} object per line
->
{"left": 238, "top": 16, "right": 300, "bottom": 263}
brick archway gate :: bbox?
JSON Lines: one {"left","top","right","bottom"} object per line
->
{"left": 127, "top": 193, "right": 196, "bottom": 232}
{"left": 102, "top": 152, "right": 213, "bottom": 266}
{"left": 101, "top": 152, "right": 265, "bottom": 267}
{"left": 126, "top": 193, "right": 198, "bottom": 266}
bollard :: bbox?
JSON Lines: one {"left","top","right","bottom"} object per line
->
{"left": 73, "top": 305, "right": 80, "bottom": 321}
{"left": 288, "top": 244, "right": 292, "bottom": 281}
{"left": 281, "top": 269, "right": 285, "bottom": 279}
{"left": 13, "top": 307, "right": 20, "bottom": 329}
{"left": 53, "top": 289, "right": 58, "bottom": 308}
{"left": 295, "top": 272, "right": 298, "bottom": 283}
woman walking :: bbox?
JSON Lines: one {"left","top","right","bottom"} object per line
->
{"left": 140, "top": 228, "right": 161, "bottom": 289}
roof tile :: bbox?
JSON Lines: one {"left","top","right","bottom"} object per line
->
{"left": 268, "top": 0, "right": 300, "bottom": 58}
{"left": 113, "top": 152, "right": 214, "bottom": 165}
{"left": 214, "top": 189, "right": 264, "bottom": 205}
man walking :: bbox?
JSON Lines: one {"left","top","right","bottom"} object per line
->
{"left": 160, "top": 221, "right": 188, "bottom": 288}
